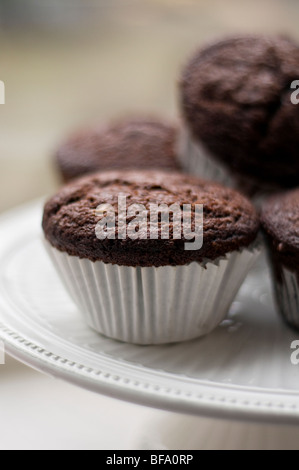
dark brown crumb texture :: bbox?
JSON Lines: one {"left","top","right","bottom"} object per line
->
{"left": 180, "top": 34, "right": 299, "bottom": 190}
{"left": 261, "top": 189, "right": 299, "bottom": 278}
{"left": 43, "top": 170, "right": 259, "bottom": 267}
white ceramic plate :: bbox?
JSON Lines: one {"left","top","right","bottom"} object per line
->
{"left": 0, "top": 200, "right": 299, "bottom": 424}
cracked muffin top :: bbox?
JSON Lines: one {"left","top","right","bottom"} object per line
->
{"left": 56, "top": 117, "right": 181, "bottom": 183}
{"left": 180, "top": 35, "right": 299, "bottom": 190}
{"left": 42, "top": 170, "right": 259, "bottom": 267}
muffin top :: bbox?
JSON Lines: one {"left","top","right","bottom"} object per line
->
{"left": 180, "top": 34, "right": 299, "bottom": 189}
{"left": 56, "top": 117, "right": 181, "bottom": 182}
{"left": 261, "top": 189, "right": 299, "bottom": 270}
{"left": 43, "top": 170, "right": 259, "bottom": 267}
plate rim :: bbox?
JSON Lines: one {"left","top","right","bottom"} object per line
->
{"left": 2, "top": 323, "right": 299, "bottom": 425}
{"left": 1, "top": 199, "right": 299, "bottom": 425}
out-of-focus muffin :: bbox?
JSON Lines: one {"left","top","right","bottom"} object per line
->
{"left": 56, "top": 117, "right": 181, "bottom": 182}
{"left": 179, "top": 34, "right": 299, "bottom": 197}
{"left": 261, "top": 189, "right": 299, "bottom": 331}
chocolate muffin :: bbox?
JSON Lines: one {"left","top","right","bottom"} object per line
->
{"left": 179, "top": 34, "right": 299, "bottom": 195}
{"left": 43, "top": 170, "right": 260, "bottom": 344}
{"left": 56, "top": 117, "right": 181, "bottom": 182}
{"left": 261, "top": 189, "right": 299, "bottom": 330}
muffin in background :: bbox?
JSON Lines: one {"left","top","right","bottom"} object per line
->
{"left": 179, "top": 34, "right": 299, "bottom": 197}
{"left": 43, "top": 170, "right": 260, "bottom": 345}
{"left": 261, "top": 189, "right": 299, "bottom": 331}
{"left": 56, "top": 117, "right": 181, "bottom": 182}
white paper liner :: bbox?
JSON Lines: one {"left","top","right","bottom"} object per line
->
{"left": 44, "top": 241, "right": 260, "bottom": 345}
{"left": 177, "top": 127, "right": 277, "bottom": 209}
{"left": 275, "top": 267, "right": 299, "bottom": 330}
{"left": 177, "top": 126, "right": 236, "bottom": 188}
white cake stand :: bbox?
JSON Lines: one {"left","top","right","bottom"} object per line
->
{"left": 0, "top": 199, "right": 299, "bottom": 431}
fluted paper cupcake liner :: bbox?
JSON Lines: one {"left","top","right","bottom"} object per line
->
{"left": 177, "top": 127, "right": 276, "bottom": 208}
{"left": 177, "top": 127, "right": 235, "bottom": 188}
{"left": 274, "top": 267, "right": 299, "bottom": 330}
{"left": 44, "top": 241, "right": 260, "bottom": 345}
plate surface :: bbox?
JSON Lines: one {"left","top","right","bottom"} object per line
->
{"left": 0, "top": 200, "right": 299, "bottom": 424}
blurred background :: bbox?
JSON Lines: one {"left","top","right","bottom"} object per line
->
{"left": 1, "top": 0, "right": 299, "bottom": 212}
